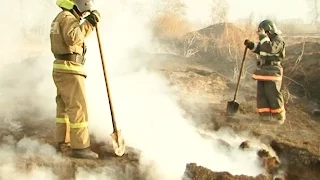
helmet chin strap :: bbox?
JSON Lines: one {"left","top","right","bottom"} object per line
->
{"left": 69, "top": 7, "right": 83, "bottom": 21}
{"left": 73, "top": 5, "right": 82, "bottom": 16}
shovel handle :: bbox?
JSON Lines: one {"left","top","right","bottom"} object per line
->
{"left": 95, "top": 23, "right": 119, "bottom": 133}
{"left": 233, "top": 45, "right": 248, "bottom": 101}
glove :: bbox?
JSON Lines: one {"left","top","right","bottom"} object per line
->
{"left": 85, "top": 10, "right": 101, "bottom": 27}
{"left": 244, "top": 39, "right": 254, "bottom": 50}
{"left": 256, "top": 27, "right": 266, "bottom": 36}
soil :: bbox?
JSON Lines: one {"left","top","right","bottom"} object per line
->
{"left": 183, "top": 163, "right": 273, "bottom": 180}
{"left": 1, "top": 23, "right": 320, "bottom": 180}
{"left": 282, "top": 42, "right": 320, "bottom": 104}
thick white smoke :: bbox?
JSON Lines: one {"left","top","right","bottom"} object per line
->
{"left": 0, "top": 0, "right": 269, "bottom": 179}
{"left": 0, "top": 136, "right": 62, "bottom": 180}
{"left": 84, "top": 0, "right": 265, "bottom": 179}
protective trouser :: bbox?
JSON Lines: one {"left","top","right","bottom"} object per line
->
{"left": 52, "top": 71, "right": 90, "bottom": 149}
{"left": 256, "top": 80, "right": 285, "bottom": 121}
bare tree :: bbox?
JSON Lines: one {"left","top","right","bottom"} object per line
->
{"left": 152, "top": 0, "right": 189, "bottom": 39}
{"left": 157, "top": 0, "right": 186, "bottom": 17}
{"left": 307, "top": 0, "right": 320, "bottom": 24}
{"left": 246, "top": 12, "right": 255, "bottom": 28}
{"left": 211, "top": 0, "right": 229, "bottom": 23}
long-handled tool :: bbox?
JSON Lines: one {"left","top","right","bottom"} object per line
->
{"left": 95, "top": 23, "right": 126, "bottom": 157}
{"left": 226, "top": 45, "right": 248, "bottom": 116}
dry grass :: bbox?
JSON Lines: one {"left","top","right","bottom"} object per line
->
{"left": 215, "top": 23, "right": 257, "bottom": 60}
{"left": 212, "top": 23, "right": 257, "bottom": 81}
{"left": 151, "top": 11, "right": 191, "bottom": 40}
{"left": 181, "top": 23, "right": 258, "bottom": 59}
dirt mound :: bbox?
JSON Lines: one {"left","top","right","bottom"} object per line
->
{"left": 285, "top": 42, "right": 320, "bottom": 56}
{"left": 179, "top": 23, "right": 252, "bottom": 59}
{"left": 183, "top": 163, "right": 273, "bottom": 180}
{"left": 197, "top": 23, "right": 245, "bottom": 38}
{"left": 171, "top": 23, "right": 258, "bottom": 83}
{"left": 283, "top": 35, "right": 320, "bottom": 46}
{"left": 283, "top": 42, "right": 320, "bottom": 104}
{"left": 270, "top": 141, "right": 320, "bottom": 180}
{"left": 181, "top": 138, "right": 284, "bottom": 180}
{"left": 0, "top": 126, "right": 144, "bottom": 180}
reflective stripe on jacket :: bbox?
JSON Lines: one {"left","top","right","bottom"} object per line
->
{"left": 251, "top": 33, "right": 285, "bottom": 81}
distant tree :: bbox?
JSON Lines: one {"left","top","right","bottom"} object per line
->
{"left": 235, "top": 12, "right": 256, "bottom": 30}
{"left": 211, "top": 0, "right": 229, "bottom": 23}
{"left": 157, "top": 0, "right": 186, "bottom": 17}
{"left": 152, "top": 0, "right": 190, "bottom": 39}
{"left": 307, "top": 0, "right": 320, "bottom": 24}
{"left": 246, "top": 12, "right": 255, "bottom": 27}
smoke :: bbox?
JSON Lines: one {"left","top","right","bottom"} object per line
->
{"left": 0, "top": 136, "right": 61, "bottom": 180}
{"left": 0, "top": 0, "right": 269, "bottom": 179}
{"left": 84, "top": 0, "right": 265, "bottom": 179}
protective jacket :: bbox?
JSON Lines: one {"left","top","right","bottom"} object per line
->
{"left": 250, "top": 33, "right": 285, "bottom": 81}
{"left": 50, "top": 9, "right": 94, "bottom": 76}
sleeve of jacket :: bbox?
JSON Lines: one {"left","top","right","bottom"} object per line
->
{"left": 60, "top": 14, "right": 95, "bottom": 46}
{"left": 250, "top": 42, "right": 260, "bottom": 55}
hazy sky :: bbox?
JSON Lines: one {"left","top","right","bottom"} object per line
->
{"left": 228, "top": 0, "right": 309, "bottom": 21}
{"left": 184, "top": 0, "right": 310, "bottom": 26}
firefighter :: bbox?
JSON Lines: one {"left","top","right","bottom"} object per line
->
{"left": 244, "top": 19, "right": 286, "bottom": 125}
{"left": 50, "top": 0, "right": 101, "bottom": 159}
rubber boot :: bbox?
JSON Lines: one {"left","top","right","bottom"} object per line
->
{"left": 56, "top": 142, "right": 71, "bottom": 153}
{"left": 259, "top": 115, "right": 272, "bottom": 122}
{"left": 71, "top": 148, "right": 99, "bottom": 159}
{"left": 259, "top": 115, "right": 281, "bottom": 125}
{"left": 272, "top": 111, "right": 286, "bottom": 125}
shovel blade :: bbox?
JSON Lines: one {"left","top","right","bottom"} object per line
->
{"left": 110, "top": 130, "right": 126, "bottom": 157}
{"left": 226, "top": 100, "right": 239, "bottom": 116}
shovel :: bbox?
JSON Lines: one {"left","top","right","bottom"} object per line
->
{"left": 226, "top": 45, "right": 248, "bottom": 116}
{"left": 95, "top": 23, "right": 126, "bottom": 157}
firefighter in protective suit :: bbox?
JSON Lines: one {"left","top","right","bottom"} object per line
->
{"left": 50, "top": 0, "right": 101, "bottom": 159}
{"left": 244, "top": 19, "right": 286, "bottom": 125}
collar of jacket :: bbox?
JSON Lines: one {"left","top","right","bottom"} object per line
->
{"left": 268, "top": 33, "right": 279, "bottom": 41}
{"left": 70, "top": 9, "right": 81, "bottom": 21}
{"left": 61, "top": 8, "right": 81, "bottom": 21}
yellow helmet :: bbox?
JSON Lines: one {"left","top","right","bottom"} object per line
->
{"left": 56, "top": 0, "right": 74, "bottom": 10}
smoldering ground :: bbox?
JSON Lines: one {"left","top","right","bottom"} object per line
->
{"left": 0, "top": 0, "right": 270, "bottom": 179}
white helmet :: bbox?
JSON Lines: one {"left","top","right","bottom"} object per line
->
{"left": 74, "top": 0, "right": 94, "bottom": 12}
